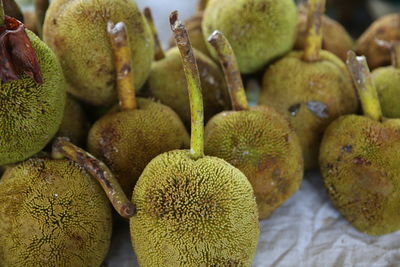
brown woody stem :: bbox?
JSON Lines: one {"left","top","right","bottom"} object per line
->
{"left": 52, "top": 137, "right": 135, "bottom": 219}
{"left": 197, "top": 0, "right": 209, "bottom": 11}
{"left": 34, "top": 0, "right": 48, "bottom": 38}
{"left": 346, "top": 51, "right": 383, "bottom": 121}
{"left": 170, "top": 11, "right": 204, "bottom": 159}
{"left": 303, "top": 0, "right": 325, "bottom": 62}
{"left": 208, "top": 30, "right": 248, "bottom": 111}
{"left": 143, "top": 7, "right": 165, "bottom": 60}
{"left": 107, "top": 21, "right": 137, "bottom": 111}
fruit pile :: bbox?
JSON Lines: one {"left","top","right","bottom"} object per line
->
{"left": 1, "top": 0, "right": 400, "bottom": 266}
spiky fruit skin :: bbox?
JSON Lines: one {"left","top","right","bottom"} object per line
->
{"left": 204, "top": 106, "right": 303, "bottom": 219}
{"left": 202, "top": 0, "right": 297, "bottom": 74}
{"left": 87, "top": 98, "right": 189, "bottom": 198}
{"left": 259, "top": 50, "right": 358, "bottom": 170}
{"left": 372, "top": 66, "right": 400, "bottom": 118}
{"left": 148, "top": 47, "right": 229, "bottom": 126}
{"left": 295, "top": 13, "right": 353, "bottom": 62}
{"left": 319, "top": 115, "right": 400, "bottom": 235}
{"left": 57, "top": 95, "right": 90, "bottom": 146}
{"left": 0, "top": 31, "right": 66, "bottom": 166}
{"left": 0, "top": 158, "right": 112, "bottom": 266}
{"left": 131, "top": 150, "right": 259, "bottom": 266}
{"left": 43, "top": 0, "right": 154, "bottom": 106}
{"left": 356, "top": 14, "right": 400, "bottom": 69}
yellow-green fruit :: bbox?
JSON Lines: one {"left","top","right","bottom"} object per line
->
{"left": 88, "top": 98, "right": 189, "bottom": 198}
{"left": 295, "top": 12, "right": 353, "bottom": 61}
{"left": 0, "top": 158, "right": 112, "bottom": 266}
{"left": 319, "top": 115, "right": 400, "bottom": 235}
{"left": 148, "top": 47, "right": 229, "bottom": 126}
{"left": 131, "top": 150, "right": 259, "bottom": 266}
{"left": 204, "top": 106, "right": 303, "bottom": 219}
{"left": 372, "top": 66, "right": 400, "bottom": 118}
{"left": 57, "top": 94, "right": 90, "bottom": 146}
{"left": 356, "top": 14, "right": 400, "bottom": 69}
{"left": 202, "top": 0, "right": 297, "bottom": 74}
{"left": 43, "top": 0, "right": 154, "bottom": 106}
{"left": 259, "top": 50, "right": 358, "bottom": 170}
{"left": 0, "top": 31, "right": 66, "bottom": 166}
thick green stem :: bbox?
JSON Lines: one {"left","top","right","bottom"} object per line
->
{"left": 143, "top": 7, "right": 165, "bottom": 60}
{"left": 34, "top": 0, "right": 48, "bottom": 38}
{"left": 52, "top": 137, "right": 135, "bottom": 219}
{"left": 170, "top": 11, "right": 204, "bottom": 159}
{"left": 208, "top": 30, "right": 248, "bottom": 111}
{"left": 107, "top": 21, "right": 137, "bottom": 111}
{"left": 303, "top": 0, "right": 325, "bottom": 62}
{"left": 0, "top": 0, "right": 5, "bottom": 27}
{"left": 346, "top": 51, "right": 383, "bottom": 121}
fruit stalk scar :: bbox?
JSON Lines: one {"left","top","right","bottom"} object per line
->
{"left": 170, "top": 10, "right": 204, "bottom": 159}
{"left": 208, "top": 30, "right": 249, "bottom": 111}
{"left": 143, "top": 7, "right": 165, "bottom": 60}
{"left": 52, "top": 137, "right": 136, "bottom": 219}
{"left": 303, "top": 0, "right": 325, "bottom": 62}
{"left": 346, "top": 51, "right": 383, "bottom": 121}
{"left": 107, "top": 21, "right": 137, "bottom": 111}
{"left": 34, "top": 0, "right": 48, "bottom": 38}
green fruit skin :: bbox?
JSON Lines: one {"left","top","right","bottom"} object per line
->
{"left": 87, "top": 98, "right": 190, "bottom": 198}
{"left": 131, "top": 150, "right": 260, "bottom": 267}
{"left": 320, "top": 115, "right": 400, "bottom": 235}
{"left": 372, "top": 66, "right": 400, "bottom": 118}
{"left": 202, "top": 0, "right": 297, "bottom": 74}
{"left": 0, "top": 158, "right": 112, "bottom": 266}
{"left": 148, "top": 47, "right": 230, "bottom": 127}
{"left": 204, "top": 106, "right": 303, "bottom": 219}
{"left": 43, "top": 0, "right": 155, "bottom": 106}
{"left": 0, "top": 31, "right": 66, "bottom": 166}
{"left": 259, "top": 50, "right": 359, "bottom": 170}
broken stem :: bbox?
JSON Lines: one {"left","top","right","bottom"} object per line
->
{"left": 170, "top": 11, "right": 204, "bottom": 159}
{"left": 143, "top": 7, "right": 165, "bottom": 60}
{"left": 108, "top": 21, "right": 137, "bottom": 111}
{"left": 208, "top": 30, "right": 249, "bottom": 111}
{"left": 34, "top": 0, "right": 48, "bottom": 38}
{"left": 303, "top": 0, "right": 325, "bottom": 62}
{"left": 52, "top": 137, "right": 135, "bottom": 219}
{"left": 346, "top": 51, "right": 383, "bottom": 121}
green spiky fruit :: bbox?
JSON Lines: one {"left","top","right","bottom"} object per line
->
{"left": 131, "top": 150, "right": 259, "bottom": 266}
{"left": 87, "top": 98, "right": 189, "bottom": 198}
{"left": 205, "top": 105, "right": 303, "bottom": 219}
{"left": 372, "top": 66, "right": 400, "bottom": 118}
{"left": 320, "top": 115, "right": 400, "bottom": 235}
{"left": 202, "top": 0, "right": 297, "bottom": 74}
{"left": 259, "top": 50, "right": 358, "bottom": 170}
{"left": 43, "top": 0, "right": 154, "bottom": 106}
{"left": 0, "top": 31, "right": 66, "bottom": 166}
{"left": 0, "top": 158, "right": 112, "bottom": 266}
{"left": 148, "top": 47, "right": 229, "bottom": 126}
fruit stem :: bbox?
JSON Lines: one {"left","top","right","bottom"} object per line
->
{"left": 0, "top": 0, "right": 5, "bottom": 27}
{"left": 303, "top": 0, "right": 325, "bottom": 62}
{"left": 170, "top": 11, "right": 204, "bottom": 160}
{"left": 34, "top": 0, "right": 48, "bottom": 38}
{"left": 143, "top": 7, "right": 165, "bottom": 60}
{"left": 346, "top": 51, "right": 383, "bottom": 121}
{"left": 107, "top": 21, "right": 137, "bottom": 111}
{"left": 197, "top": 0, "right": 208, "bottom": 11}
{"left": 375, "top": 39, "right": 400, "bottom": 69}
{"left": 208, "top": 30, "right": 249, "bottom": 111}
{"left": 52, "top": 137, "right": 135, "bottom": 219}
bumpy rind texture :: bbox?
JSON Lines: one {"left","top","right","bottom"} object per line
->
{"left": 202, "top": 0, "right": 297, "bottom": 74}
{"left": 0, "top": 158, "right": 112, "bottom": 266}
{"left": 259, "top": 50, "right": 359, "bottom": 170}
{"left": 88, "top": 98, "right": 189, "bottom": 198}
{"left": 0, "top": 30, "right": 66, "bottom": 166}
{"left": 131, "top": 150, "right": 260, "bottom": 266}
{"left": 204, "top": 106, "right": 303, "bottom": 219}
{"left": 148, "top": 47, "right": 230, "bottom": 126}
{"left": 319, "top": 115, "right": 400, "bottom": 235}
{"left": 356, "top": 13, "right": 400, "bottom": 69}
{"left": 372, "top": 66, "right": 400, "bottom": 118}
{"left": 43, "top": 0, "right": 154, "bottom": 106}
{"left": 295, "top": 12, "right": 354, "bottom": 61}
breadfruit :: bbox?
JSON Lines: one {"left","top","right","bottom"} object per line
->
{"left": 372, "top": 66, "right": 400, "bottom": 118}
